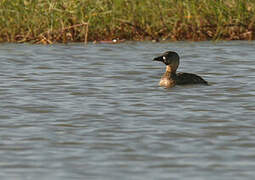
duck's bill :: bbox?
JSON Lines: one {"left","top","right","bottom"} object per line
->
{"left": 153, "top": 56, "right": 163, "bottom": 62}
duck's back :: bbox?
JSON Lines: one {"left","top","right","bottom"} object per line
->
{"left": 176, "top": 72, "right": 208, "bottom": 85}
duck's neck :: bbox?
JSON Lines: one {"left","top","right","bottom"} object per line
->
{"left": 165, "top": 65, "right": 176, "bottom": 77}
{"left": 159, "top": 65, "right": 177, "bottom": 88}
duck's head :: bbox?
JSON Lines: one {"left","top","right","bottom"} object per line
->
{"left": 153, "top": 51, "right": 180, "bottom": 71}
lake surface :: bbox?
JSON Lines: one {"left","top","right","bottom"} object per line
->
{"left": 0, "top": 41, "right": 255, "bottom": 180}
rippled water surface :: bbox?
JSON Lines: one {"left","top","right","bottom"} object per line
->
{"left": 1, "top": 41, "right": 255, "bottom": 180}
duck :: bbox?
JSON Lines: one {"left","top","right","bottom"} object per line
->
{"left": 153, "top": 51, "right": 208, "bottom": 88}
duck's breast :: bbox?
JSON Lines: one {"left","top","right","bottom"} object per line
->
{"left": 159, "top": 77, "right": 175, "bottom": 88}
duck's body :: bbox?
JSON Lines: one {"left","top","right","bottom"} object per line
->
{"left": 154, "top": 51, "right": 208, "bottom": 88}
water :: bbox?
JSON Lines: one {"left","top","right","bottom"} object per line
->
{"left": 0, "top": 41, "right": 255, "bottom": 180}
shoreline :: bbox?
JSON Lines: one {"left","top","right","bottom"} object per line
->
{"left": 1, "top": 0, "right": 254, "bottom": 44}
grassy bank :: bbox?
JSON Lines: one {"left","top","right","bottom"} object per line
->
{"left": 0, "top": 0, "right": 255, "bottom": 44}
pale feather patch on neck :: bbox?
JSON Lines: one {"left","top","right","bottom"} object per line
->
{"left": 166, "top": 65, "right": 172, "bottom": 72}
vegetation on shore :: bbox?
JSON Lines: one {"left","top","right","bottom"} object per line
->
{"left": 0, "top": 0, "right": 255, "bottom": 44}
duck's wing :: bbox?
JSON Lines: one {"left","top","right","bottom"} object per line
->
{"left": 176, "top": 72, "right": 208, "bottom": 85}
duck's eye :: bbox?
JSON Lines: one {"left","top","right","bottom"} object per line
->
{"left": 163, "top": 56, "right": 166, "bottom": 60}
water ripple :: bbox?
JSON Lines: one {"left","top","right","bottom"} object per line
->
{"left": 0, "top": 41, "right": 255, "bottom": 180}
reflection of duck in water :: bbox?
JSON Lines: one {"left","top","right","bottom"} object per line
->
{"left": 153, "top": 51, "right": 208, "bottom": 88}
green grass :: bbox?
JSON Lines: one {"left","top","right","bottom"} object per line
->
{"left": 0, "top": 0, "right": 255, "bottom": 43}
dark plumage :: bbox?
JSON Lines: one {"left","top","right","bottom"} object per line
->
{"left": 153, "top": 51, "right": 208, "bottom": 88}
